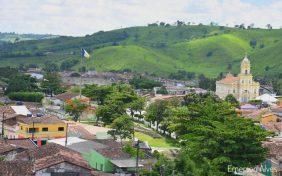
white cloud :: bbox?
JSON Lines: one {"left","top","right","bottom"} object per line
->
{"left": 0, "top": 0, "right": 281, "bottom": 36}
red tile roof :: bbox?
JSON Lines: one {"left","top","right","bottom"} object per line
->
{"left": 0, "top": 161, "right": 34, "bottom": 176}
{"left": 217, "top": 73, "right": 239, "bottom": 84}
{"left": 14, "top": 143, "right": 93, "bottom": 173}
{"left": 3, "top": 114, "right": 65, "bottom": 125}
{"left": 17, "top": 114, "right": 65, "bottom": 124}
{"left": 0, "top": 139, "right": 36, "bottom": 154}
{"left": 54, "top": 93, "right": 79, "bottom": 101}
{"left": 263, "top": 138, "right": 282, "bottom": 157}
{"left": 263, "top": 122, "right": 282, "bottom": 132}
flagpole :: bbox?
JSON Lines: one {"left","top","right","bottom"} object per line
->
{"left": 79, "top": 49, "right": 83, "bottom": 98}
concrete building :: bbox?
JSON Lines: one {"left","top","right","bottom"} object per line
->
{"left": 216, "top": 55, "right": 260, "bottom": 102}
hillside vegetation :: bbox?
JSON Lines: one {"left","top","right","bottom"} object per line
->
{"left": 0, "top": 32, "right": 58, "bottom": 43}
{"left": 0, "top": 25, "right": 281, "bottom": 78}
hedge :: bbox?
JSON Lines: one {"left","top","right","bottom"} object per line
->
{"left": 8, "top": 92, "right": 44, "bottom": 102}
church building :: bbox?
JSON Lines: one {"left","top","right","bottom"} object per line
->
{"left": 216, "top": 55, "right": 260, "bottom": 102}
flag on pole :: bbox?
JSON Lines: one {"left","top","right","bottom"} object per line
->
{"left": 81, "top": 48, "right": 90, "bottom": 59}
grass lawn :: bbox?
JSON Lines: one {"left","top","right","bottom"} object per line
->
{"left": 134, "top": 131, "right": 177, "bottom": 148}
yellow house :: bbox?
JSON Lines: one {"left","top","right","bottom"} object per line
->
{"left": 3, "top": 114, "right": 66, "bottom": 144}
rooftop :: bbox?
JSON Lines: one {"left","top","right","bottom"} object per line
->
{"left": 217, "top": 73, "right": 239, "bottom": 84}
{"left": 54, "top": 92, "right": 80, "bottom": 101}
{"left": 15, "top": 143, "right": 92, "bottom": 172}
{"left": 17, "top": 114, "right": 65, "bottom": 124}
{"left": 0, "top": 138, "right": 37, "bottom": 154}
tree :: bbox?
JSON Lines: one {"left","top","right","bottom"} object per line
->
{"left": 198, "top": 74, "right": 216, "bottom": 91}
{"left": 145, "top": 100, "right": 169, "bottom": 130}
{"left": 43, "top": 61, "right": 59, "bottom": 73}
{"left": 128, "top": 96, "right": 146, "bottom": 119}
{"left": 65, "top": 99, "right": 87, "bottom": 122}
{"left": 107, "top": 115, "right": 134, "bottom": 143}
{"left": 41, "top": 73, "right": 65, "bottom": 96}
{"left": 272, "top": 78, "right": 282, "bottom": 95}
{"left": 266, "top": 24, "right": 272, "bottom": 30}
{"left": 129, "top": 76, "right": 162, "bottom": 89}
{"left": 5, "top": 75, "right": 38, "bottom": 94}
{"left": 225, "top": 94, "right": 239, "bottom": 108}
{"left": 95, "top": 84, "right": 138, "bottom": 125}
{"left": 60, "top": 59, "right": 79, "bottom": 71}
{"left": 159, "top": 22, "right": 165, "bottom": 26}
{"left": 156, "top": 86, "right": 168, "bottom": 95}
{"left": 170, "top": 98, "right": 271, "bottom": 174}
{"left": 8, "top": 92, "right": 44, "bottom": 102}
{"left": 82, "top": 84, "right": 112, "bottom": 105}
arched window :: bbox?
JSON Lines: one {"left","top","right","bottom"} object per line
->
{"left": 245, "top": 70, "right": 248, "bottom": 74}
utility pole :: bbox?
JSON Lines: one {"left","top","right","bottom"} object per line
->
{"left": 1, "top": 112, "right": 5, "bottom": 138}
{"left": 135, "top": 140, "right": 140, "bottom": 176}
{"left": 32, "top": 119, "right": 35, "bottom": 140}
{"left": 65, "top": 123, "right": 68, "bottom": 147}
{"left": 79, "top": 49, "right": 84, "bottom": 98}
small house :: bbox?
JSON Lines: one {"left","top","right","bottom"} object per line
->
{"left": 261, "top": 113, "right": 279, "bottom": 125}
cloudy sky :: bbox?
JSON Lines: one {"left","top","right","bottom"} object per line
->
{"left": 0, "top": 0, "right": 281, "bottom": 36}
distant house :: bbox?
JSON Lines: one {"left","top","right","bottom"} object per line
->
{"left": 262, "top": 138, "right": 282, "bottom": 176}
{"left": 50, "top": 137, "right": 142, "bottom": 174}
{"left": 256, "top": 94, "right": 278, "bottom": 105}
{"left": 0, "top": 96, "right": 11, "bottom": 104}
{"left": 262, "top": 122, "right": 282, "bottom": 137}
{"left": 52, "top": 92, "right": 89, "bottom": 107}
{"left": 240, "top": 104, "right": 258, "bottom": 111}
{"left": 25, "top": 72, "right": 44, "bottom": 80}
{"left": 261, "top": 113, "right": 279, "bottom": 125}
{"left": 0, "top": 143, "right": 93, "bottom": 176}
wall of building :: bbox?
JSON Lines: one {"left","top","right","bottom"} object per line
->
{"left": 216, "top": 83, "right": 239, "bottom": 99}
{"left": 62, "top": 77, "right": 112, "bottom": 86}
{"left": 16, "top": 122, "right": 66, "bottom": 139}
{"left": 35, "top": 162, "right": 91, "bottom": 176}
{"left": 82, "top": 150, "right": 114, "bottom": 173}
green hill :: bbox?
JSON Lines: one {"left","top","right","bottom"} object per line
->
{"left": 0, "top": 32, "right": 58, "bottom": 43}
{"left": 0, "top": 25, "right": 281, "bottom": 78}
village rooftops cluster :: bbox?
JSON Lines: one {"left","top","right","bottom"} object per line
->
{"left": 0, "top": 140, "right": 94, "bottom": 176}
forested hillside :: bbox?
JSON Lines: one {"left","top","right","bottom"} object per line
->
{"left": 0, "top": 24, "right": 281, "bottom": 78}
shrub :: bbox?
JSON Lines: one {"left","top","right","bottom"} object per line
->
{"left": 8, "top": 92, "right": 44, "bottom": 102}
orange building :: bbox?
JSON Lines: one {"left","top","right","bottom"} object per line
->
{"left": 261, "top": 113, "right": 279, "bottom": 125}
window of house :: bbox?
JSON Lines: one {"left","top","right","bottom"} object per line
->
{"left": 28, "top": 128, "right": 36, "bottom": 133}
{"left": 58, "top": 127, "right": 64, "bottom": 131}
{"left": 20, "top": 126, "right": 23, "bottom": 130}
{"left": 233, "top": 89, "right": 235, "bottom": 93}
{"left": 42, "top": 127, "right": 48, "bottom": 132}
